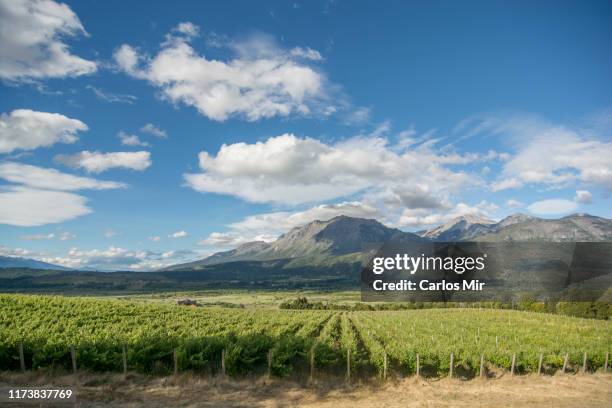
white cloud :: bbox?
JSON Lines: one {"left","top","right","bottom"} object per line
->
{"left": 289, "top": 47, "right": 323, "bottom": 61}
{"left": 574, "top": 190, "right": 592, "bottom": 204}
{"left": 140, "top": 123, "right": 167, "bottom": 138}
{"left": 148, "top": 235, "right": 161, "bottom": 242}
{"left": 20, "top": 231, "right": 75, "bottom": 240}
{"left": 104, "top": 229, "right": 117, "bottom": 238}
{"left": 0, "top": 162, "right": 125, "bottom": 226}
{"left": 0, "top": 109, "right": 87, "bottom": 153}
{"left": 506, "top": 199, "right": 524, "bottom": 208}
{"left": 0, "top": 0, "right": 97, "bottom": 81}
{"left": 168, "top": 230, "right": 188, "bottom": 238}
{"left": 38, "top": 246, "right": 198, "bottom": 271}
{"left": 0, "top": 186, "right": 91, "bottom": 226}
{"left": 200, "top": 201, "right": 382, "bottom": 248}
{"left": 341, "top": 106, "right": 371, "bottom": 125}
{"left": 184, "top": 133, "right": 477, "bottom": 205}
{"left": 527, "top": 199, "right": 578, "bottom": 215}
{"left": 491, "top": 178, "right": 523, "bottom": 192}
{"left": 54, "top": 151, "right": 152, "bottom": 173}
{"left": 0, "top": 162, "right": 126, "bottom": 190}
{"left": 20, "top": 232, "right": 55, "bottom": 240}
{"left": 58, "top": 231, "right": 76, "bottom": 240}
{"left": 0, "top": 246, "right": 35, "bottom": 258}
{"left": 114, "top": 24, "right": 332, "bottom": 121}
{"left": 463, "top": 114, "right": 612, "bottom": 191}
{"left": 87, "top": 86, "right": 137, "bottom": 104}
{"left": 380, "top": 185, "right": 450, "bottom": 211}
{"left": 173, "top": 22, "right": 200, "bottom": 38}
{"left": 199, "top": 232, "right": 276, "bottom": 247}
{"left": 118, "top": 131, "right": 150, "bottom": 147}
{"left": 398, "top": 201, "right": 498, "bottom": 228}
{"left": 113, "top": 44, "right": 141, "bottom": 76}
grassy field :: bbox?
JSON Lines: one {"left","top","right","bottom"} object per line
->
{"left": 1, "top": 294, "right": 610, "bottom": 379}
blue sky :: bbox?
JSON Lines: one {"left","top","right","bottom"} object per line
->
{"left": 1, "top": 0, "right": 611, "bottom": 270}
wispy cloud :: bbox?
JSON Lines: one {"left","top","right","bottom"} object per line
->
{"left": 86, "top": 85, "right": 137, "bottom": 104}
{"left": 55, "top": 151, "right": 152, "bottom": 173}
{"left": 0, "top": 162, "right": 125, "bottom": 226}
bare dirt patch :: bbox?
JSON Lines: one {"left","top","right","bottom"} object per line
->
{"left": 1, "top": 372, "right": 610, "bottom": 407}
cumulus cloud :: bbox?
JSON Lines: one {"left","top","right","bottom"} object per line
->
{"left": 462, "top": 114, "right": 612, "bottom": 192}
{"left": 54, "top": 151, "right": 152, "bottom": 173}
{"left": 0, "top": 162, "right": 125, "bottom": 226}
{"left": 148, "top": 235, "right": 161, "bottom": 242}
{"left": 0, "top": 109, "right": 87, "bottom": 153}
{"left": 0, "top": 246, "right": 36, "bottom": 258}
{"left": 0, "top": 0, "right": 97, "bottom": 81}
{"left": 118, "top": 131, "right": 150, "bottom": 147}
{"left": 114, "top": 24, "right": 332, "bottom": 121}
{"left": 168, "top": 230, "right": 188, "bottom": 238}
{"left": 184, "top": 133, "right": 478, "bottom": 205}
{"left": 574, "top": 190, "right": 592, "bottom": 204}
{"left": 200, "top": 201, "right": 381, "bottom": 248}
{"left": 140, "top": 123, "right": 167, "bottom": 138}
{"left": 380, "top": 185, "right": 450, "bottom": 211}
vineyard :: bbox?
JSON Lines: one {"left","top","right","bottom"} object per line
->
{"left": 0, "top": 294, "right": 610, "bottom": 379}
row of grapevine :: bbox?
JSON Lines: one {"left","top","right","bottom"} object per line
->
{"left": 1, "top": 295, "right": 610, "bottom": 378}
{"left": 351, "top": 309, "right": 611, "bottom": 375}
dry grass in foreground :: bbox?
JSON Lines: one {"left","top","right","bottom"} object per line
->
{"left": 0, "top": 371, "right": 611, "bottom": 407}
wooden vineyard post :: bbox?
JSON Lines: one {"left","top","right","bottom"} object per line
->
{"left": 479, "top": 354, "right": 485, "bottom": 378}
{"left": 346, "top": 348, "right": 351, "bottom": 383}
{"left": 510, "top": 353, "right": 516, "bottom": 376}
{"left": 538, "top": 353, "right": 543, "bottom": 375}
{"left": 122, "top": 345, "right": 128, "bottom": 379}
{"left": 173, "top": 348, "right": 178, "bottom": 376}
{"left": 562, "top": 353, "right": 569, "bottom": 374}
{"left": 416, "top": 353, "right": 420, "bottom": 377}
{"left": 70, "top": 346, "right": 77, "bottom": 374}
{"left": 605, "top": 352, "right": 609, "bottom": 372}
{"left": 449, "top": 353, "right": 454, "bottom": 378}
{"left": 18, "top": 342, "right": 25, "bottom": 372}
{"left": 309, "top": 346, "right": 315, "bottom": 383}
{"left": 383, "top": 353, "right": 387, "bottom": 380}
{"left": 582, "top": 352, "right": 587, "bottom": 374}
{"left": 267, "top": 349, "right": 273, "bottom": 380}
{"left": 221, "top": 349, "right": 226, "bottom": 376}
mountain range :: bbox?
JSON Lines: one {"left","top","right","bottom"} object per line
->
{"left": 162, "top": 215, "right": 425, "bottom": 271}
{"left": 162, "top": 212, "right": 612, "bottom": 271}
{"left": 0, "top": 256, "right": 71, "bottom": 271}
{"left": 2, "top": 213, "right": 611, "bottom": 273}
